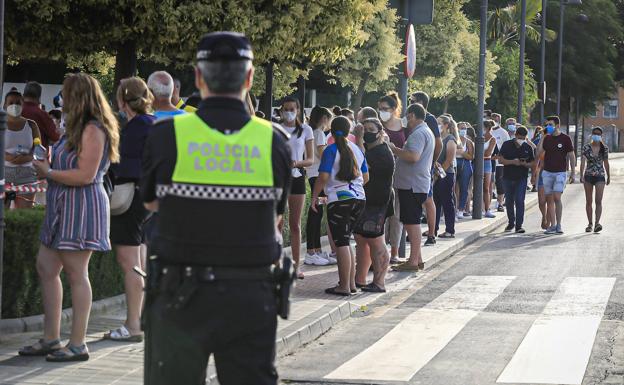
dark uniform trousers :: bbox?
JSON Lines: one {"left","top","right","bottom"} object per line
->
{"left": 145, "top": 272, "right": 278, "bottom": 385}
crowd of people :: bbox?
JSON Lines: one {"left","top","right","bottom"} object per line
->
{"left": 5, "top": 73, "right": 611, "bottom": 361}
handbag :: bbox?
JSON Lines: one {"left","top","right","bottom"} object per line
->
{"left": 110, "top": 182, "right": 135, "bottom": 216}
{"left": 354, "top": 204, "right": 387, "bottom": 237}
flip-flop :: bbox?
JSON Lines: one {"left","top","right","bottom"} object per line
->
{"left": 361, "top": 283, "right": 386, "bottom": 293}
{"left": 103, "top": 326, "right": 143, "bottom": 342}
{"left": 391, "top": 263, "right": 420, "bottom": 272}
{"left": 438, "top": 232, "right": 455, "bottom": 239}
{"left": 324, "top": 286, "right": 351, "bottom": 296}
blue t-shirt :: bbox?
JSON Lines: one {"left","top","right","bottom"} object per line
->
{"left": 318, "top": 141, "right": 368, "bottom": 203}
{"left": 153, "top": 109, "right": 186, "bottom": 120}
{"left": 425, "top": 113, "right": 441, "bottom": 138}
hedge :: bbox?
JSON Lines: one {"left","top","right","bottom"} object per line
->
{"left": 2, "top": 208, "right": 124, "bottom": 319}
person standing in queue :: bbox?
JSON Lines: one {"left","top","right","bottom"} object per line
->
{"left": 140, "top": 32, "right": 292, "bottom": 385}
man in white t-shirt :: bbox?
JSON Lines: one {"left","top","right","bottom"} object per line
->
{"left": 491, "top": 119, "right": 510, "bottom": 212}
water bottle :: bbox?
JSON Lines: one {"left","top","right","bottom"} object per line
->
{"left": 33, "top": 138, "right": 47, "bottom": 161}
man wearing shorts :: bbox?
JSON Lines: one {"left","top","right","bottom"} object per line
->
{"left": 538, "top": 115, "right": 575, "bottom": 234}
{"left": 387, "top": 103, "right": 435, "bottom": 271}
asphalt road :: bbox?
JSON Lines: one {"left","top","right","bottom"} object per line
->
{"left": 278, "top": 157, "right": 624, "bottom": 385}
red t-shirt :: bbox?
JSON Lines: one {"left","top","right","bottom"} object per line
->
{"left": 543, "top": 133, "right": 573, "bottom": 172}
{"left": 21, "top": 101, "right": 60, "bottom": 148}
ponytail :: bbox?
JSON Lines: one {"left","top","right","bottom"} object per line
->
{"left": 331, "top": 116, "right": 359, "bottom": 182}
{"left": 378, "top": 91, "right": 402, "bottom": 118}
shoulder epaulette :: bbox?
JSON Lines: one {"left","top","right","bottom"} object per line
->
{"left": 272, "top": 122, "right": 290, "bottom": 140}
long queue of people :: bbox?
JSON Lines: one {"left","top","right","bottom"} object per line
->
{"left": 277, "top": 91, "right": 611, "bottom": 296}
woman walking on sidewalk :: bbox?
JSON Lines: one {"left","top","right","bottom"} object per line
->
{"left": 580, "top": 127, "right": 610, "bottom": 233}
{"left": 312, "top": 116, "right": 368, "bottom": 296}
{"left": 20, "top": 73, "right": 120, "bottom": 362}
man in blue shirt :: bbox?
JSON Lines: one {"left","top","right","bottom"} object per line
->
{"left": 147, "top": 71, "right": 186, "bottom": 120}
{"left": 410, "top": 91, "right": 442, "bottom": 246}
{"left": 498, "top": 125, "right": 535, "bottom": 233}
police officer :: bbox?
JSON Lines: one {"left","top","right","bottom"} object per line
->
{"left": 141, "top": 32, "right": 292, "bottom": 385}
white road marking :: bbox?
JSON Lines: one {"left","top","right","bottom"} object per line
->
{"left": 497, "top": 277, "right": 616, "bottom": 385}
{"left": 324, "top": 275, "right": 515, "bottom": 382}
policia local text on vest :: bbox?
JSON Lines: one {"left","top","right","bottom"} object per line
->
{"left": 140, "top": 31, "right": 294, "bottom": 385}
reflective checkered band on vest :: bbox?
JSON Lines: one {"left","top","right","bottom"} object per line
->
{"left": 157, "top": 183, "right": 282, "bottom": 201}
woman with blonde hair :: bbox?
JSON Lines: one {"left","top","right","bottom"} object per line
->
{"left": 433, "top": 115, "right": 459, "bottom": 238}
{"left": 20, "top": 73, "right": 119, "bottom": 362}
{"left": 103, "top": 77, "right": 155, "bottom": 342}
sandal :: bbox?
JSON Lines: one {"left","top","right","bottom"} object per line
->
{"left": 391, "top": 263, "right": 420, "bottom": 272}
{"left": 594, "top": 223, "right": 603, "bottom": 233}
{"left": 103, "top": 325, "right": 144, "bottom": 342}
{"left": 438, "top": 232, "right": 455, "bottom": 239}
{"left": 586, "top": 223, "right": 593, "bottom": 233}
{"left": 297, "top": 271, "right": 305, "bottom": 280}
{"left": 46, "top": 344, "right": 89, "bottom": 362}
{"left": 361, "top": 283, "right": 386, "bottom": 293}
{"left": 324, "top": 286, "right": 351, "bottom": 297}
{"left": 18, "top": 338, "right": 61, "bottom": 356}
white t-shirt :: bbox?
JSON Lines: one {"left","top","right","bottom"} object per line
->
{"left": 318, "top": 141, "right": 368, "bottom": 204}
{"left": 491, "top": 126, "right": 510, "bottom": 166}
{"left": 284, "top": 123, "right": 314, "bottom": 178}
{"left": 306, "top": 128, "right": 327, "bottom": 178}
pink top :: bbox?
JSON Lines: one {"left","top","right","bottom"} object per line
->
{"left": 327, "top": 133, "right": 357, "bottom": 145}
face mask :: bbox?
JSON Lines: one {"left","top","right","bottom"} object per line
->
{"left": 516, "top": 138, "right": 526, "bottom": 146}
{"left": 6, "top": 104, "right": 22, "bottom": 117}
{"left": 284, "top": 111, "right": 297, "bottom": 122}
{"left": 545, "top": 124, "right": 555, "bottom": 134}
{"left": 118, "top": 110, "right": 127, "bottom": 121}
{"left": 508, "top": 124, "right": 516, "bottom": 132}
{"left": 363, "top": 132, "right": 379, "bottom": 144}
{"left": 438, "top": 124, "right": 443, "bottom": 132}
{"left": 592, "top": 134, "right": 602, "bottom": 143}
{"left": 459, "top": 129, "right": 467, "bottom": 137}
{"left": 401, "top": 116, "right": 408, "bottom": 127}
{"left": 379, "top": 111, "right": 392, "bottom": 122}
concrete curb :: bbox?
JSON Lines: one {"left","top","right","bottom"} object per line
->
{"left": 0, "top": 294, "right": 125, "bottom": 335}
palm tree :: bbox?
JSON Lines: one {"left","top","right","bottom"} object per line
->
{"left": 488, "top": 0, "right": 557, "bottom": 48}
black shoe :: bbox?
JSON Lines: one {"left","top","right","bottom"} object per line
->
{"left": 424, "top": 236, "right": 436, "bottom": 246}
{"left": 421, "top": 216, "right": 428, "bottom": 224}
{"left": 531, "top": 186, "right": 537, "bottom": 192}
{"left": 504, "top": 224, "right": 514, "bottom": 232}
{"left": 515, "top": 228, "right": 526, "bottom": 234}
{"left": 497, "top": 205, "right": 505, "bottom": 212}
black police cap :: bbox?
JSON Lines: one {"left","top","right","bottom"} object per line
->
{"left": 196, "top": 32, "right": 254, "bottom": 62}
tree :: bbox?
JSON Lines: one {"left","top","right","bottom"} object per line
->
{"left": 331, "top": 4, "right": 403, "bottom": 110}
{"left": 487, "top": 0, "right": 556, "bottom": 49}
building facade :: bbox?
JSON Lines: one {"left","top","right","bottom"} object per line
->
{"left": 585, "top": 86, "right": 623, "bottom": 151}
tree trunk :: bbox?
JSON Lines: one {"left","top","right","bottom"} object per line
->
{"left": 113, "top": 40, "right": 137, "bottom": 101}
{"left": 352, "top": 72, "right": 370, "bottom": 112}
{"left": 442, "top": 96, "right": 450, "bottom": 114}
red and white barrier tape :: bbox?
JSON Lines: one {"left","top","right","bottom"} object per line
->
{"left": 0, "top": 180, "right": 48, "bottom": 198}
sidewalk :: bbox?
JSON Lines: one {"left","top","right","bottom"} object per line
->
{"left": 0, "top": 192, "right": 539, "bottom": 384}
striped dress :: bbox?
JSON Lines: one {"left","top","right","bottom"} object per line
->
{"left": 40, "top": 122, "right": 111, "bottom": 251}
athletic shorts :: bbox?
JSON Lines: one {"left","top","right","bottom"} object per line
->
{"left": 542, "top": 170, "right": 567, "bottom": 195}
{"left": 584, "top": 175, "right": 606, "bottom": 186}
{"left": 327, "top": 199, "right": 366, "bottom": 247}
{"left": 397, "top": 189, "right": 428, "bottom": 225}
{"left": 290, "top": 175, "right": 306, "bottom": 195}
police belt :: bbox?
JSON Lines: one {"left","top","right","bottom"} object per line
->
{"left": 161, "top": 264, "right": 274, "bottom": 282}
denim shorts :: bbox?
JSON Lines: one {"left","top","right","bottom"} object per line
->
{"left": 542, "top": 170, "right": 567, "bottom": 195}
{"left": 483, "top": 159, "right": 493, "bottom": 174}
{"left": 538, "top": 170, "right": 544, "bottom": 188}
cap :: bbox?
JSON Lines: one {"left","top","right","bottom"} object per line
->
{"left": 196, "top": 32, "right": 254, "bottom": 62}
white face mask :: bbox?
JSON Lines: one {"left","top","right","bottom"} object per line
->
{"left": 6, "top": 104, "right": 22, "bottom": 118}
{"left": 379, "top": 111, "right": 392, "bottom": 122}
{"left": 283, "top": 111, "right": 297, "bottom": 123}
{"left": 516, "top": 139, "right": 526, "bottom": 146}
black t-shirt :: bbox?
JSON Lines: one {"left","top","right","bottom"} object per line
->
{"left": 499, "top": 139, "right": 535, "bottom": 180}
{"left": 141, "top": 97, "right": 292, "bottom": 266}
{"left": 363, "top": 142, "right": 395, "bottom": 206}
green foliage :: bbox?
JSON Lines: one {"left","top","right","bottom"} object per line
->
{"left": 2, "top": 208, "right": 124, "bottom": 319}
{"left": 331, "top": 2, "right": 404, "bottom": 110}
{"left": 487, "top": 0, "right": 556, "bottom": 49}
{"left": 487, "top": 43, "right": 538, "bottom": 122}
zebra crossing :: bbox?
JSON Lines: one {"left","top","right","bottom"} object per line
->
{"left": 281, "top": 275, "right": 618, "bottom": 385}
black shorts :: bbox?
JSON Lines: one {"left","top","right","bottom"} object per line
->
{"left": 397, "top": 189, "right": 428, "bottom": 225}
{"left": 584, "top": 175, "right": 606, "bottom": 185}
{"left": 354, "top": 204, "right": 389, "bottom": 239}
{"left": 110, "top": 190, "right": 150, "bottom": 246}
{"left": 327, "top": 199, "right": 366, "bottom": 247}
{"left": 290, "top": 175, "right": 306, "bottom": 195}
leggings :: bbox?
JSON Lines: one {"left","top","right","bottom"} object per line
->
{"left": 306, "top": 177, "right": 324, "bottom": 250}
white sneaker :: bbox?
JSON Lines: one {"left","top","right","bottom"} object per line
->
{"left": 484, "top": 211, "right": 496, "bottom": 218}
{"left": 320, "top": 251, "right": 338, "bottom": 265}
{"left": 304, "top": 252, "right": 330, "bottom": 266}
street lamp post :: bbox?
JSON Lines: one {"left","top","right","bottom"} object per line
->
{"left": 473, "top": 0, "right": 488, "bottom": 220}
{"left": 556, "top": 0, "right": 582, "bottom": 116}
{"left": 0, "top": 0, "right": 6, "bottom": 320}
{"left": 517, "top": 0, "right": 528, "bottom": 123}
{"left": 539, "top": 0, "right": 547, "bottom": 124}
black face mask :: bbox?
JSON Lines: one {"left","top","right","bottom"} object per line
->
{"left": 364, "top": 132, "right": 379, "bottom": 144}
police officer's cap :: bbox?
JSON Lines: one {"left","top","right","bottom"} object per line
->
{"left": 196, "top": 32, "right": 254, "bottom": 62}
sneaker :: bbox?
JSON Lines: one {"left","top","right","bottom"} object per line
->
{"left": 321, "top": 252, "right": 338, "bottom": 264}
{"left": 304, "top": 253, "right": 330, "bottom": 266}
{"left": 456, "top": 213, "right": 463, "bottom": 221}
{"left": 544, "top": 226, "right": 557, "bottom": 235}
{"left": 484, "top": 211, "right": 496, "bottom": 218}
{"left": 555, "top": 224, "right": 564, "bottom": 234}
{"left": 389, "top": 256, "right": 401, "bottom": 264}
{"left": 424, "top": 236, "right": 436, "bottom": 246}
{"left": 497, "top": 204, "right": 505, "bottom": 212}
{"left": 515, "top": 228, "right": 526, "bottom": 234}
{"left": 463, "top": 212, "right": 472, "bottom": 217}
{"left": 504, "top": 224, "right": 514, "bottom": 232}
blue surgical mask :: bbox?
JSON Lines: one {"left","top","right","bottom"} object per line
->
{"left": 592, "top": 134, "right": 602, "bottom": 143}
{"left": 508, "top": 124, "right": 516, "bottom": 133}
{"left": 545, "top": 124, "right": 555, "bottom": 134}
{"left": 459, "top": 129, "right": 467, "bottom": 137}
